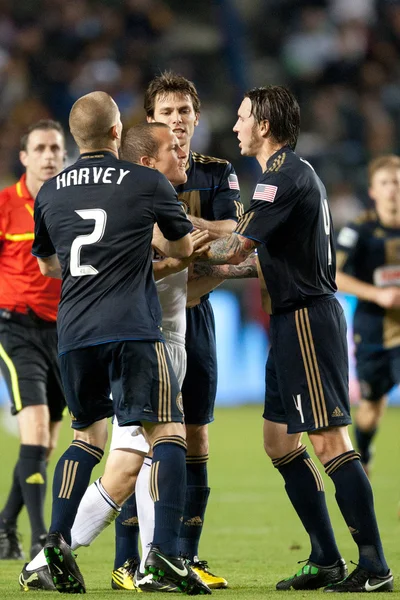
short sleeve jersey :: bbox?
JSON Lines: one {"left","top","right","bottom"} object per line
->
{"left": 0, "top": 174, "right": 61, "bottom": 321}
{"left": 236, "top": 147, "right": 336, "bottom": 314}
{"left": 32, "top": 151, "right": 192, "bottom": 354}
{"left": 175, "top": 151, "right": 243, "bottom": 222}
{"left": 336, "top": 211, "right": 400, "bottom": 349}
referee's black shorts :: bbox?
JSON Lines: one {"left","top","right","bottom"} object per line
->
{"left": 0, "top": 310, "right": 65, "bottom": 421}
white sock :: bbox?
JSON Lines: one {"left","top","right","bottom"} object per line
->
{"left": 26, "top": 479, "right": 120, "bottom": 572}
{"left": 70, "top": 478, "right": 120, "bottom": 549}
{"left": 26, "top": 548, "right": 46, "bottom": 571}
{"left": 136, "top": 457, "right": 154, "bottom": 573}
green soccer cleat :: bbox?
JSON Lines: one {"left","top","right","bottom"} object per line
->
{"left": 276, "top": 558, "right": 347, "bottom": 590}
{"left": 19, "top": 562, "right": 56, "bottom": 591}
{"left": 324, "top": 565, "right": 393, "bottom": 593}
{"left": 44, "top": 532, "right": 86, "bottom": 594}
{"left": 145, "top": 546, "right": 211, "bottom": 595}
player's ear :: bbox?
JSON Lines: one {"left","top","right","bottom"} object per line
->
{"left": 194, "top": 113, "right": 200, "bottom": 127}
{"left": 19, "top": 150, "right": 28, "bottom": 168}
{"left": 140, "top": 156, "right": 154, "bottom": 168}
{"left": 146, "top": 115, "right": 155, "bottom": 123}
{"left": 259, "top": 119, "right": 269, "bottom": 136}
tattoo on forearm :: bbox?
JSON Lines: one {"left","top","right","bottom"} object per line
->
{"left": 190, "top": 251, "right": 258, "bottom": 281}
{"left": 205, "top": 234, "right": 256, "bottom": 265}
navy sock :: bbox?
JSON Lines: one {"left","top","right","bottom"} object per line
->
{"left": 114, "top": 493, "right": 140, "bottom": 568}
{"left": 325, "top": 450, "right": 388, "bottom": 575}
{"left": 151, "top": 436, "right": 187, "bottom": 557}
{"left": 50, "top": 440, "right": 103, "bottom": 545}
{"left": 354, "top": 426, "right": 376, "bottom": 465}
{"left": 179, "top": 455, "right": 210, "bottom": 560}
{"left": 273, "top": 445, "right": 341, "bottom": 566}
{"left": 0, "top": 461, "right": 24, "bottom": 529}
{"left": 18, "top": 445, "right": 47, "bottom": 545}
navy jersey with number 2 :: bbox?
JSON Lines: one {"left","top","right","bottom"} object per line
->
{"left": 32, "top": 151, "right": 192, "bottom": 355}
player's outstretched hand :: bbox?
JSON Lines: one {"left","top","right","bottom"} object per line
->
{"left": 190, "top": 229, "right": 210, "bottom": 258}
{"left": 375, "top": 286, "right": 400, "bottom": 308}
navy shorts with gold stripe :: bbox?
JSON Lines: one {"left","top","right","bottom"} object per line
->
{"left": 182, "top": 298, "right": 217, "bottom": 425}
{"left": 59, "top": 340, "right": 183, "bottom": 430}
{"left": 263, "top": 297, "right": 351, "bottom": 433}
{"left": 0, "top": 313, "right": 65, "bottom": 421}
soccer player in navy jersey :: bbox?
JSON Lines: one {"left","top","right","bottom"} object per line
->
{"left": 336, "top": 155, "right": 400, "bottom": 478}
{"left": 202, "top": 86, "right": 393, "bottom": 593}
{"left": 31, "top": 91, "right": 210, "bottom": 595}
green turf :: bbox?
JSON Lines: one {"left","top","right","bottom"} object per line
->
{"left": 0, "top": 404, "right": 399, "bottom": 598}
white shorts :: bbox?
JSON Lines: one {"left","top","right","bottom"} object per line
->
{"left": 109, "top": 333, "right": 186, "bottom": 453}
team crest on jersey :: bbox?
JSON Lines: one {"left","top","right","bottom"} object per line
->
{"left": 373, "top": 228, "right": 386, "bottom": 239}
{"left": 176, "top": 392, "right": 184, "bottom": 414}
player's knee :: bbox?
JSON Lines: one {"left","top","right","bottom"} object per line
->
{"left": 186, "top": 424, "right": 208, "bottom": 456}
{"left": 309, "top": 426, "right": 353, "bottom": 464}
{"left": 73, "top": 420, "right": 108, "bottom": 451}
{"left": 18, "top": 405, "right": 51, "bottom": 446}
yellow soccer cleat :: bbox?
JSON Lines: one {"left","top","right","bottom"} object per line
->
{"left": 190, "top": 558, "right": 228, "bottom": 589}
{"left": 111, "top": 558, "right": 142, "bottom": 591}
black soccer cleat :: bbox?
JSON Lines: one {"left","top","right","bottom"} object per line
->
{"left": 19, "top": 562, "right": 56, "bottom": 591}
{"left": 0, "top": 527, "right": 24, "bottom": 560}
{"left": 324, "top": 565, "right": 394, "bottom": 593}
{"left": 136, "top": 569, "right": 180, "bottom": 592}
{"left": 276, "top": 558, "right": 348, "bottom": 590}
{"left": 144, "top": 546, "right": 211, "bottom": 595}
{"left": 44, "top": 532, "right": 86, "bottom": 594}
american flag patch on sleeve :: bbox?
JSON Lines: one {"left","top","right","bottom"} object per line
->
{"left": 252, "top": 184, "right": 277, "bottom": 202}
{"left": 228, "top": 174, "right": 240, "bottom": 190}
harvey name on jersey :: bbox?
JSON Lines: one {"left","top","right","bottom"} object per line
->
{"left": 56, "top": 167, "right": 130, "bottom": 189}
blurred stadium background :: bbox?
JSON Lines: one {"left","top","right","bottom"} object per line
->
{"left": 0, "top": 0, "right": 400, "bottom": 408}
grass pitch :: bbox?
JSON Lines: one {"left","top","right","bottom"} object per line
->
{"left": 0, "top": 404, "right": 399, "bottom": 598}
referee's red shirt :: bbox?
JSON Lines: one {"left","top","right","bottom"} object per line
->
{"left": 0, "top": 174, "right": 61, "bottom": 321}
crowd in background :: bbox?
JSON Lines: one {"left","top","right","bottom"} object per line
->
{"left": 0, "top": 0, "right": 399, "bottom": 227}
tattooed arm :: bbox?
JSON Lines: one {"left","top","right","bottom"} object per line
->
{"left": 187, "top": 252, "right": 258, "bottom": 304}
{"left": 190, "top": 251, "right": 258, "bottom": 280}
{"left": 200, "top": 233, "right": 258, "bottom": 265}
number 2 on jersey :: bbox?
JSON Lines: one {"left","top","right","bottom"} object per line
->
{"left": 70, "top": 209, "right": 107, "bottom": 276}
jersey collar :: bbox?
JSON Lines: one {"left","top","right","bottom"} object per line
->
{"left": 265, "top": 145, "right": 291, "bottom": 172}
{"left": 79, "top": 151, "right": 115, "bottom": 159}
{"left": 185, "top": 151, "right": 193, "bottom": 172}
{"left": 16, "top": 174, "right": 32, "bottom": 200}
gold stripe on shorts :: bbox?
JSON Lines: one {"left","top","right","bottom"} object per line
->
{"left": 295, "top": 308, "right": 328, "bottom": 429}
